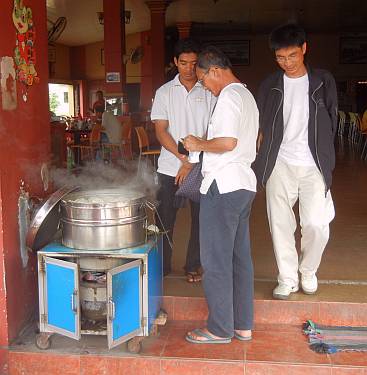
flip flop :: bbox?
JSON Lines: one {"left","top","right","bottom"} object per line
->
{"left": 186, "top": 271, "right": 202, "bottom": 283}
{"left": 234, "top": 332, "right": 252, "bottom": 341}
{"left": 186, "top": 328, "right": 231, "bottom": 344}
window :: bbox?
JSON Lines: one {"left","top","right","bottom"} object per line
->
{"left": 48, "top": 83, "right": 74, "bottom": 117}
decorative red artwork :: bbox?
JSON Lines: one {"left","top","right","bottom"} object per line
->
{"left": 12, "top": 0, "right": 39, "bottom": 102}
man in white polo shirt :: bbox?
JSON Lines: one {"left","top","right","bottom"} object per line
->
{"left": 183, "top": 46, "right": 259, "bottom": 344}
{"left": 151, "top": 39, "right": 215, "bottom": 281}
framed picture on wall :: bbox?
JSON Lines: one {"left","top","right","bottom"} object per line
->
{"left": 202, "top": 39, "right": 250, "bottom": 65}
{"left": 340, "top": 37, "right": 367, "bottom": 64}
{"left": 106, "top": 72, "right": 120, "bottom": 83}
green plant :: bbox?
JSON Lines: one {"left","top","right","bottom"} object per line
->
{"left": 49, "top": 92, "right": 59, "bottom": 113}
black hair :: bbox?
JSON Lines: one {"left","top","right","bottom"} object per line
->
{"left": 269, "top": 23, "right": 306, "bottom": 51}
{"left": 197, "top": 45, "right": 232, "bottom": 71}
{"left": 174, "top": 38, "right": 200, "bottom": 59}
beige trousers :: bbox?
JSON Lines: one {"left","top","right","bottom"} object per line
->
{"left": 266, "top": 159, "right": 335, "bottom": 287}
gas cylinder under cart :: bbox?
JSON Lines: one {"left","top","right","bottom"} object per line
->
{"left": 27, "top": 187, "right": 167, "bottom": 354}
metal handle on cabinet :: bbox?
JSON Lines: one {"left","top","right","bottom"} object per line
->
{"left": 71, "top": 290, "right": 78, "bottom": 313}
{"left": 108, "top": 298, "right": 115, "bottom": 320}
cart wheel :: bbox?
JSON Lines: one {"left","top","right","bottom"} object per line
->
{"left": 150, "top": 323, "right": 159, "bottom": 336}
{"left": 35, "top": 333, "right": 52, "bottom": 350}
{"left": 127, "top": 337, "right": 142, "bottom": 354}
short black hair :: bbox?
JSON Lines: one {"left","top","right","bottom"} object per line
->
{"left": 269, "top": 23, "right": 306, "bottom": 51}
{"left": 197, "top": 45, "right": 232, "bottom": 71}
{"left": 174, "top": 38, "right": 200, "bottom": 59}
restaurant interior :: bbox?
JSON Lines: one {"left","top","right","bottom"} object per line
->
{"left": 0, "top": 0, "right": 367, "bottom": 373}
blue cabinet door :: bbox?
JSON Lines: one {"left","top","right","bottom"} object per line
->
{"left": 107, "top": 259, "right": 142, "bottom": 349}
{"left": 43, "top": 256, "right": 80, "bottom": 340}
{"left": 147, "top": 236, "right": 163, "bottom": 333}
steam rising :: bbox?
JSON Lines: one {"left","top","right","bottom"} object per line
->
{"left": 50, "top": 160, "right": 159, "bottom": 198}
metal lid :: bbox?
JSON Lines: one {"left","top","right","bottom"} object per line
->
{"left": 26, "top": 186, "right": 79, "bottom": 251}
{"left": 62, "top": 188, "right": 146, "bottom": 207}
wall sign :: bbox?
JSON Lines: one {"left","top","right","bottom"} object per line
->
{"left": 202, "top": 39, "right": 250, "bottom": 66}
{"left": 106, "top": 72, "right": 121, "bottom": 83}
{"left": 340, "top": 37, "right": 367, "bottom": 64}
{"left": 12, "top": 0, "right": 40, "bottom": 102}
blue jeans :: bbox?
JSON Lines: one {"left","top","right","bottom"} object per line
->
{"left": 156, "top": 173, "right": 200, "bottom": 275}
{"left": 200, "top": 181, "right": 256, "bottom": 337}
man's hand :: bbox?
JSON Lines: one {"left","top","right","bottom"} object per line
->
{"left": 184, "top": 134, "right": 237, "bottom": 154}
{"left": 183, "top": 135, "right": 202, "bottom": 152}
{"left": 177, "top": 153, "right": 188, "bottom": 163}
{"left": 175, "top": 161, "right": 193, "bottom": 186}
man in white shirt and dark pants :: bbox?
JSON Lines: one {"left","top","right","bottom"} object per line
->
{"left": 184, "top": 46, "right": 259, "bottom": 343}
{"left": 151, "top": 39, "right": 215, "bottom": 281}
{"left": 253, "top": 24, "right": 338, "bottom": 300}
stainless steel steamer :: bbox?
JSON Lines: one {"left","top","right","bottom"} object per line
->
{"left": 60, "top": 189, "right": 147, "bottom": 250}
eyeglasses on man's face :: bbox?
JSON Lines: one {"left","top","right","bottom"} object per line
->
{"left": 275, "top": 47, "right": 304, "bottom": 64}
{"left": 197, "top": 69, "right": 210, "bottom": 85}
{"left": 275, "top": 53, "right": 300, "bottom": 64}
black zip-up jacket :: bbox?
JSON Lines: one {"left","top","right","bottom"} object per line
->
{"left": 252, "top": 67, "right": 338, "bottom": 192}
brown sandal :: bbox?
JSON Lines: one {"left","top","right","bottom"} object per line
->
{"left": 186, "top": 271, "right": 202, "bottom": 283}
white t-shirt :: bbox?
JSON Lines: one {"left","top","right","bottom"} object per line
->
{"left": 278, "top": 74, "right": 315, "bottom": 166}
{"left": 200, "top": 83, "right": 259, "bottom": 194}
{"left": 151, "top": 74, "right": 215, "bottom": 177}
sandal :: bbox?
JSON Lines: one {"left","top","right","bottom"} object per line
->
{"left": 186, "top": 328, "right": 231, "bottom": 344}
{"left": 186, "top": 271, "right": 202, "bottom": 283}
{"left": 234, "top": 331, "right": 252, "bottom": 341}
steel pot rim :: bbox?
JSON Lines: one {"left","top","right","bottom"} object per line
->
{"left": 61, "top": 216, "right": 147, "bottom": 227}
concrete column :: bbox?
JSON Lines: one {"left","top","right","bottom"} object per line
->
{"left": 145, "top": 0, "right": 171, "bottom": 93}
{"left": 103, "top": 0, "right": 126, "bottom": 94}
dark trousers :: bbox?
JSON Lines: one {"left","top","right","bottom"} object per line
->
{"left": 200, "top": 181, "right": 255, "bottom": 338}
{"left": 156, "top": 173, "right": 200, "bottom": 275}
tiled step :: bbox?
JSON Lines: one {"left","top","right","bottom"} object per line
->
{"left": 162, "top": 295, "right": 367, "bottom": 326}
{"left": 7, "top": 320, "right": 367, "bottom": 374}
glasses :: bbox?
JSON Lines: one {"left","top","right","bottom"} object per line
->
{"left": 197, "top": 70, "right": 210, "bottom": 85}
{"left": 275, "top": 53, "right": 300, "bottom": 64}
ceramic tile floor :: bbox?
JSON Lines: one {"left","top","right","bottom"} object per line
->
{"left": 161, "top": 296, "right": 367, "bottom": 326}
{"left": 8, "top": 320, "right": 367, "bottom": 374}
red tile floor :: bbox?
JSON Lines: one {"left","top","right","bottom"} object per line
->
{"left": 6, "top": 293, "right": 367, "bottom": 374}
{"left": 7, "top": 317, "right": 367, "bottom": 374}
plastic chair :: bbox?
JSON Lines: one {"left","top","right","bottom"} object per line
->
{"left": 121, "top": 120, "right": 133, "bottom": 160}
{"left": 360, "top": 110, "right": 367, "bottom": 160}
{"left": 134, "top": 126, "right": 160, "bottom": 170}
{"left": 348, "top": 112, "right": 361, "bottom": 145}
{"left": 71, "top": 124, "right": 101, "bottom": 163}
{"left": 361, "top": 110, "right": 367, "bottom": 132}
{"left": 337, "top": 111, "right": 346, "bottom": 137}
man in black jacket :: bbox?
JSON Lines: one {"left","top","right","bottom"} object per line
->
{"left": 253, "top": 24, "right": 338, "bottom": 300}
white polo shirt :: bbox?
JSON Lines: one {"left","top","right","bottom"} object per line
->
{"left": 151, "top": 74, "right": 215, "bottom": 177}
{"left": 200, "top": 83, "right": 259, "bottom": 194}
